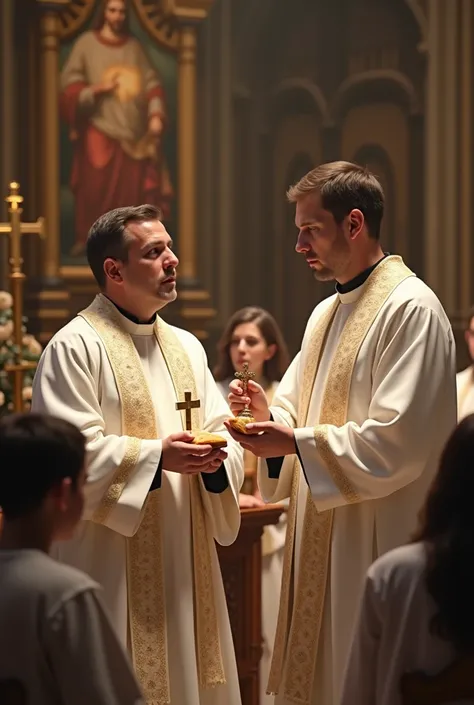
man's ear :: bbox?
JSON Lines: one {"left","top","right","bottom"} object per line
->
{"left": 49, "top": 477, "right": 72, "bottom": 513}
{"left": 103, "top": 258, "right": 123, "bottom": 283}
{"left": 347, "top": 209, "right": 364, "bottom": 239}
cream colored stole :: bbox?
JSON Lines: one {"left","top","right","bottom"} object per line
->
{"left": 79, "top": 295, "right": 225, "bottom": 705}
{"left": 268, "top": 255, "right": 414, "bottom": 704}
{"left": 458, "top": 367, "right": 474, "bottom": 415}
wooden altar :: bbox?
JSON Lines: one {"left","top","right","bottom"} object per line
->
{"left": 218, "top": 505, "right": 284, "bottom": 705}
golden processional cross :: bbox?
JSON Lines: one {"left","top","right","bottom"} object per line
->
{"left": 234, "top": 362, "right": 256, "bottom": 419}
{"left": 176, "top": 390, "right": 201, "bottom": 431}
{"left": 0, "top": 182, "right": 45, "bottom": 412}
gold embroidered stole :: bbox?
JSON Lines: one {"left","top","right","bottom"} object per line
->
{"left": 79, "top": 295, "right": 225, "bottom": 705}
{"left": 268, "top": 256, "right": 414, "bottom": 704}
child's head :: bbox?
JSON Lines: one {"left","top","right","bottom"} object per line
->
{"left": 0, "top": 413, "right": 87, "bottom": 542}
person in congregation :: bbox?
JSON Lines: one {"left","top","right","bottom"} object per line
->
{"left": 340, "top": 414, "right": 474, "bottom": 705}
{"left": 31, "top": 205, "right": 244, "bottom": 705}
{"left": 226, "top": 161, "right": 457, "bottom": 705}
{"left": 214, "top": 306, "right": 290, "bottom": 504}
{"left": 214, "top": 305, "right": 290, "bottom": 705}
{"left": 0, "top": 413, "right": 143, "bottom": 705}
{"left": 456, "top": 306, "right": 474, "bottom": 419}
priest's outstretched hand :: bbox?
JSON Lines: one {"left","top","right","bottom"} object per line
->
{"left": 228, "top": 379, "right": 271, "bottom": 422}
{"left": 225, "top": 419, "right": 295, "bottom": 458}
{"left": 226, "top": 380, "right": 296, "bottom": 457}
{"left": 162, "top": 432, "right": 227, "bottom": 474}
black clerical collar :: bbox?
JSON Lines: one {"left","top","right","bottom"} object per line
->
{"left": 106, "top": 297, "right": 157, "bottom": 325}
{"left": 335, "top": 253, "right": 389, "bottom": 295}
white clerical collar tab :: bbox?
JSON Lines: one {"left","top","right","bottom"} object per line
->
{"left": 337, "top": 282, "right": 366, "bottom": 304}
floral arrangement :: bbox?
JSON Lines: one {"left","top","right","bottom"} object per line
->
{"left": 0, "top": 291, "right": 43, "bottom": 414}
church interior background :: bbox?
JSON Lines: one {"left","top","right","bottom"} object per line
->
{"left": 1, "top": 2, "right": 474, "bottom": 703}
{"left": 1, "top": 0, "right": 473, "bottom": 366}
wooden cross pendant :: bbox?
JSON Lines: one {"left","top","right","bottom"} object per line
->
{"left": 176, "top": 391, "right": 201, "bottom": 431}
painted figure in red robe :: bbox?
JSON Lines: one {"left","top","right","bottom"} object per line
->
{"left": 60, "top": 0, "right": 173, "bottom": 256}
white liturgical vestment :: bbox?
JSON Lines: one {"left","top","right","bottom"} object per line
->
{"left": 217, "top": 379, "right": 286, "bottom": 705}
{"left": 32, "top": 295, "right": 244, "bottom": 705}
{"left": 456, "top": 366, "right": 474, "bottom": 420}
{"left": 258, "top": 256, "right": 457, "bottom": 705}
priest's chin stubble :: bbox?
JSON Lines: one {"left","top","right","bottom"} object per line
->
{"left": 312, "top": 268, "right": 334, "bottom": 282}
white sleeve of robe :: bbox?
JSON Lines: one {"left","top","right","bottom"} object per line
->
{"left": 257, "top": 353, "right": 301, "bottom": 503}
{"left": 31, "top": 333, "right": 162, "bottom": 537}
{"left": 295, "top": 305, "right": 454, "bottom": 511}
{"left": 259, "top": 304, "right": 455, "bottom": 509}
{"left": 193, "top": 341, "right": 244, "bottom": 546}
{"left": 339, "top": 570, "right": 379, "bottom": 705}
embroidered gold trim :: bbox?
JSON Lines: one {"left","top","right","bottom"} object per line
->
{"left": 313, "top": 424, "right": 360, "bottom": 503}
{"left": 80, "top": 298, "right": 170, "bottom": 705}
{"left": 79, "top": 295, "right": 225, "bottom": 703}
{"left": 128, "top": 490, "right": 169, "bottom": 704}
{"left": 269, "top": 255, "right": 414, "bottom": 704}
{"left": 267, "top": 297, "right": 339, "bottom": 695}
{"left": 155, "top": 317, "right": 226, "bottom": 687}
{"left": 93, "top": 436, "right": 141, "bottom": 524}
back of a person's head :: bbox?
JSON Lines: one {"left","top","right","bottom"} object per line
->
{"left": 0, "top": 413, "right": 86, "bottom": 520}
{"left": 414, "top": 414, "right": 474, "bottom": 650}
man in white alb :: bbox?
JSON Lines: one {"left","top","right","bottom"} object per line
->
{"left": 456, "top": 307, "right": 474, "bottom": 419}
{"left": 226, "top": 161, "right": 457, "bottom": 705}
{"left": 32, "top": 204, "right": 244, "bottom": 705}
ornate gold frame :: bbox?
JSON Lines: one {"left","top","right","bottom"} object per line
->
{"left": 36, "top": 0, "right": 215, "bottom": 290}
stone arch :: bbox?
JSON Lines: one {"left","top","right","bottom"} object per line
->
{"left": 331, "top": 69, "right": 421, "bottom": 123}
{"left": 404, "top": 0, "right": 428, "bottom": 51}
{"left": 270, "top": 78, "right": 330, "bottom": 127}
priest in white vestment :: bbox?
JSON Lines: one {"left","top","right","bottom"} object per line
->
{"left": 32, "top": 204, "right": 244, "bottom": 705}
{"left": 226, "top": 162, "right": 457, "bottom": 705}
{"left": 457, "top": 308, "right": 474, "bottom": 420}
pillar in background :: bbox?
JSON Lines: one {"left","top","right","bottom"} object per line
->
{"left": 423, "top": 0, "right": 474, "bottom": 339}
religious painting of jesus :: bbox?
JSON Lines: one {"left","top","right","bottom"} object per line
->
{"left": 59, "top": 0, "right": 176, "bottom": 262}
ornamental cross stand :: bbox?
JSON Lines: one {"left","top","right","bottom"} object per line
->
{"left": 234, "top": 362, "right": 256, "bottom": 419}
{"left": 176, "top": 390, "right": 201, "bottom": 431}
{"left": 0, "top": 182, "right": 45, "bottom": 412}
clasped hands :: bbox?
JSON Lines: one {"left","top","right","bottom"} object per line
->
{"left": 224, "top": 379, "right": 296, "bottom": 458}
{"left": 161, "top": 432, "right": 226, "bottom": 475}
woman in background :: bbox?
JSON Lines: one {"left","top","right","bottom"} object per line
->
{"left": 214, "top": 306, "right": 290, "bottom": 705}
{"left": 340, "top": 414, "right": 474, "bottom": 705}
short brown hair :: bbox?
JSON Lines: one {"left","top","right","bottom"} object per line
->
{"left": 0, "top": 413, "right": 86, "bottom": 520}
{"left": 287, "top": 160, "right": 384, "bottom": 240}
{"left": 213, "top": 307, "right": 290, "bottom": 383}
{"left": 86, "top": 204, "right": 162, "bottom": 288}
